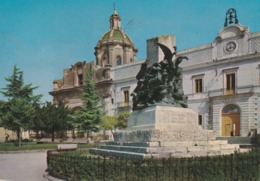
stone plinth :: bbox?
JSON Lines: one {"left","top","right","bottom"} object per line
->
{"left": 114, "top": 129, "right": 215, "bottom": 143}
{"left": 90, "top": 106, "right": 248, "bottom": 159}
{"left": 127, "top": 106, "right": 200, "bottom": 130}
{"left": 114, "top": 105, "right": 216, "bottom": 142}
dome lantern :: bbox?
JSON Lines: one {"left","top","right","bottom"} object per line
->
{"left": 94, "top": 8, "right": 138, "bottom": 67}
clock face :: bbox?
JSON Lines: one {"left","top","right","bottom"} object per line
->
{"left": 225, "top": 42, "right": 236, "bottom": 53}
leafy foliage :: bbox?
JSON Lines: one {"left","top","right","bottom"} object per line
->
{"left": 30, "top": 103, "right": 45, "bottom": 138}
{"left": 100, "top": 115, "right": 117, "bottom": 135}
{"left": 116, "top": 112, "right": 130, "bottom": 130}
{"left": 48, "top": 149, "right": 260, "bottom": 181}
{"left": 0, "top": 101, "right": 5, "bottom": 126}
{"left": 41, "top": 101, "right": 72, "bottom": 142}
{"left": 99, "top": 112, "right": 130, "bottom": 137}
{"left": 72, "top": 68, "right": 102, "bottom": 134}
{"left": 0, "top": 65, "right": 42, "bottom": 145}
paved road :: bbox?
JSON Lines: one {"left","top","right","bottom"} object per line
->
{"left": 0, "top": 151, "right": 47, "bottom": 181}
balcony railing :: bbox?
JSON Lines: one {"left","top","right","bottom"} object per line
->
{"left": 115, "top": 101, "right": 132, "bottom": 108}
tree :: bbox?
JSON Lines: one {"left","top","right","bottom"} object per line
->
{"left": 0, "top": 65, "right": 41, "bottom": 146}
{"left": 0, "top": 101, "right": 5, "bottom": 127}
{"left": 100, "top": 115, "right": 117, "bottom": 136}
{"left": 72, "top": 67, "right": 102, "bottom": 138}
{"left": 42, "top": 101, "right": 71, "bottom": 142}
{"left": 116, "top": 112, "right": 130, "bottom": 130}
{"left": 30, "top": 103, "right": 45, "bottom": 139}
{"left": 99, "top": 112, "right": 130, "bottom": 140}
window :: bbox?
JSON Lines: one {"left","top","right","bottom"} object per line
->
{"left": 120, "top": 87, "right": 130, "bottom": 107}
{"left": 226, "top": 73, "right": 235, "bottom": 95}
{"left": 111, "top": 98, "right": 114, "bottom": 104}
{"left": 78, "top": 74, "right": 83, "bottom": 85}
{"left": 192, "top": 74, "right": 204, "bottom": 94}
{"left": 124, "top": 91, "right": 129, "bottom": 105}
{"left": 77, "top": 68, "right": 83, "bottom": 86}
{"left": 102, "top": 55, "right": 109, "bottom": 65}
{"left": 116, "top": 56, "right": 122, "bottom": 65}
{"left": 222, "top": 104, "right": 239, "bottom": 114}
{"left": 198, "top": 115, "right": 202, "bottom": 126}
{"left": 195, "top": 79, "right": 203, "bottom": 93}
{"left": 223, "top": 67, "right": 238, "bottom": 95}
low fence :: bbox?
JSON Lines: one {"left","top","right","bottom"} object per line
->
{"left": 47, "top": 150, "right": 260, "bottom": 181}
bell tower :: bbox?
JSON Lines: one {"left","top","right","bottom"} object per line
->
{"left": 224, "top": 8, "right": 239, "bottom": 27}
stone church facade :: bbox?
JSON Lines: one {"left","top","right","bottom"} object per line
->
{"left": 49, "top": 8, "right": 140, "bottom": 115}
{"left": 50, "top": 9, "right": 260, "bottom": 138}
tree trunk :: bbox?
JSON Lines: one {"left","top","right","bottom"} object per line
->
{"left": 51, "top": 131, "right": 55, "bottom": 142}
{"left": 72, "top": 129, "right": 75, "bottom": 139}
{"left": 18, "top": 127, "right": 22, "bottom": 147}
{"left": 36, "top": 131, "right": 39, "bottom": 139}
{"left": 86, "top": 131, "right": 90, "bottom": 143}
{"left": 110, "top": 130, "right": 114, "bottom": 140}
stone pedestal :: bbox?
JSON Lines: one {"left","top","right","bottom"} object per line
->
{"left": 127, "top": 106, "right": 201, "bottom": 130}
{"left": 114, "top": 106, "right": 215, "bottom": 142}
{"left": 91, "top": 106, "right": 247, "bottom": 159}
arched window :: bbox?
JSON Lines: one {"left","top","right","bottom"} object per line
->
{"left": 116, "top": 56, "right": 122, "bottom": 65}
{"left": 130, "top": 58, "right": 133, "bottom": 62}
{"left": 102, "top": 54, "right": 109, "bottom": 66}
{"left": 222, "top": 104, "right": 239, "bottom": 114}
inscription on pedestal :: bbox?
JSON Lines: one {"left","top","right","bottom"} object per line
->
{"left": 127, "top": 106, "right": 198, "bottom": 130}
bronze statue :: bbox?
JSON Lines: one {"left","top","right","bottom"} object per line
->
{"left": 131, "top": 43, "right": 188, "bottom": 111}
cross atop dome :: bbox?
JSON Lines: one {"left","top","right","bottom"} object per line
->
{"left": 224, "top": 8, "right": 239, "bottom": 27}
{"left": 110, "top": 4, "right": 121, "bottom": 29}
{"left": 113, "top": 3, "right": 117, "bottom": 14}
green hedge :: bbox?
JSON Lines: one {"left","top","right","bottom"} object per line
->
{"left": 47, "top": 150, "right": 260, "bottom": 181}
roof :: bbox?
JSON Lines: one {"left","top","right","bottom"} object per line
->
{"left": 100, "top": 29, "right": 133, "bottom": 44}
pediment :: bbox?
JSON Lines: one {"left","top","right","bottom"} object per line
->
{"left": 218, "top": 24, "right": 248, "bottom": 39}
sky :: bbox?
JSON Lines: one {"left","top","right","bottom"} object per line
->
{"left": 0, "top": 0, "right": 260, "bottom": 102}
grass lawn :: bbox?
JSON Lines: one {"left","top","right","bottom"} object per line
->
{"left": 0, "top": 142, "right": 99, "bottom": 151}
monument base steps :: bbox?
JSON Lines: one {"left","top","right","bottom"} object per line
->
{"left": 90, "top": 141, "right": 250, "bottom": 159}
{"left": 90, "top": 106, "right": 250, "bottom": 159}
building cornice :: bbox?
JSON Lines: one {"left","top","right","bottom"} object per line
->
{"left": 182, "top": 52, "right": 260, "bottom": 71}
{"left": 49, "top": 86, "right": 83, "bottom": 96}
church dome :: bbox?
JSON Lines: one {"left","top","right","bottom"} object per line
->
{"left": 100, "top": 29, "right": 133, "bottom": 44}
{"left": 94, "top": 8, "right": 138, "bottom": 67}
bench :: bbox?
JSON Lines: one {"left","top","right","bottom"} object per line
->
{"left": 57, "top": 144, "right": 77, "bottom": 150}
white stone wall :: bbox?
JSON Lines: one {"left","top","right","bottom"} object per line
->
{"left": 257, "top": 94, "right": 260, "bottom": 132}
{"left": 102, "top": 23, "right": 260, "bottom": 137}
{"left": 180, "top": 23, "right": 260, "bottom": 137}
{"left": 110, "top": 61, "right": 143, "bottom": 115}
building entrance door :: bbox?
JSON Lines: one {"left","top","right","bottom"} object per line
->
{"left": 221, "top": 105, "right": 240, "bottom": 136}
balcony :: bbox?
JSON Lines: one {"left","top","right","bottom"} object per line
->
{"left": 225, "top": 89, "right": 235, "bottom": 95}
{"left": 116, "top": 101, "right": 132, "bottom": 108}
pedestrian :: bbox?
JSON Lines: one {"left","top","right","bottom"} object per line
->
{"left": 5, "top": 133, "right": 9, "bottom": 142}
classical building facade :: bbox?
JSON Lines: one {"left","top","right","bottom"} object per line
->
{"left": 49, "top": 9, "right": 140, "bottom": 116}
{"left": 179, "top": 9, "right": 260, "bottom": 137}
{"left": 50, "top": 9, "right": 260, "bottom": 138}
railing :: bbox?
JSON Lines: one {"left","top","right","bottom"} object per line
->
{"left": 226, "top": 89, "right": 235, "bottom": 95}
{"left": 47, "top": 149, "right": 260, "bottom": 181}
{"left": 115, "top": 101, "right": 132, "bottom": 108}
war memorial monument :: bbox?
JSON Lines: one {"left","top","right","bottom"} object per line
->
{"left": 91, "top": 41, "right": 243, "bottom": 159}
